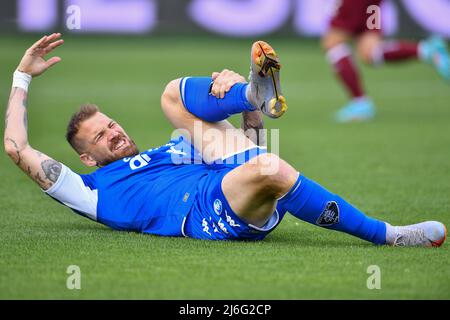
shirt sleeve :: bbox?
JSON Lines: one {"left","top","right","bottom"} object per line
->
{"left": 44, "top": 163, "right": 98, "bottom": 221}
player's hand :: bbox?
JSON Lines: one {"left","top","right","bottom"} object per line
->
{"left": 17, "top": 33, "right": 64, "bottom": 77}
{"left": 211, "top": 69, "right": 246, "bottom": 99}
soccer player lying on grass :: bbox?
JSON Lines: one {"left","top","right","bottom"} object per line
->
{"left": 4, "top": 33, "right": 447, "bottom": 247}
{"left": 322, "top": 0, "right": 450, "bottom": 122}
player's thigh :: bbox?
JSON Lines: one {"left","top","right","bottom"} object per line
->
{"left": 222, "top": 153, "right": 297, "bottom": 227}
{"left": 356, "top": 31, "right": 382, "bottom": 64}
{"left": 321, "top": 28, "right": 352, "bottom": 51}
{"left": 161, "top": 78, "right": 255, "bottom": 162}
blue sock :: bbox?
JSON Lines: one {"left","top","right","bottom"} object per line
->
{"left": 179, "top": 77, "right": 255, "bottom": 122}
{"left": 278, "top": 174, "right": 387, "bottom": 245}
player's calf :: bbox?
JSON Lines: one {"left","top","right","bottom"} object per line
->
{"left": 175, "top": 73, "right": 254, "bottom": 123}
{"left": 276, "top": 173, "right": 447, "bottom": 247}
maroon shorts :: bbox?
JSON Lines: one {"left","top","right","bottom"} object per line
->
{"left": 330, "top": 0, "right": 383, "bottom": 36}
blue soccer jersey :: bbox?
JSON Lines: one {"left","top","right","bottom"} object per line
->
{"left": 45, "top": 136, "right": 211, "bottom": 236}
{"left": 45, "top": 136, "right": 282, "bottom": 240}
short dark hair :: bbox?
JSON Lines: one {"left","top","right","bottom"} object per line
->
{"left": 66, "top": 103, "right": 99, "bottom": 154}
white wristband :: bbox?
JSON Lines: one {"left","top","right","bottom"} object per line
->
{"left": 12, "top": 70, "right": 32, "bottom": 92}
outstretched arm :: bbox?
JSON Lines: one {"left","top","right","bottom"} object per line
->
{"left": 4, "top": 33, "right": 64, "bottom": 190}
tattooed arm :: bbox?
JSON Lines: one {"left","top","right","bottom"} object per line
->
{"left": 4, "top": 33, "right": 64, "bottom": 190}
{"left": 241, "top": 110, "right": 266, "bottom": 147}
{"left": 4, "top": 88, "right": 61, "bottom": 189}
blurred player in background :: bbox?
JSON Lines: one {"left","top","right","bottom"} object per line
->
{"left": 322, "top": 0, "right": 450, "bottom": 122}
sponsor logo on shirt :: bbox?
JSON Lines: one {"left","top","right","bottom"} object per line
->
{"left": 202, "top": 218, "right": 211, "bottom": 236}
{"left": 213, "top": 199, "right": 222, "bottom": 216}
{"left": 123, "top": 153, "right": 151, "bottom": 170}
{"left": 210, "top": 217, "right": 220, "bottom": 233}
{"left": 217, "top": 218, "right": 229, "bottom": 234}
{"left": 225, "top": 210, "right": 241, "bottom": 228}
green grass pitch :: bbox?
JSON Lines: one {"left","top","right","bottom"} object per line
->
{"left": 0, "top": 35, "right": 449, "bottom": 299}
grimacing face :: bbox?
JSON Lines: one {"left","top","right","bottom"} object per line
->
{"left": 76, "top": 112, "right": 139, "bottom": 167}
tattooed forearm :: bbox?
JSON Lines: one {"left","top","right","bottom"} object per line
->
{"left": 241, "top": 110, "right": 266, "bottom": 146}
{"left": 41, "top": 159, "right": 62, "bottom": 183}
{"left": 4, "top": 87, "right": 28, "bottom": 146}
{"left": 4, "top": 86, "right": 63, "bottom": 190}
{"left": 246, "top": 125, "right": 266, "bottom": 146}
{"left": 34, "top": 172, "right": 46, "bottom": 185}
{"left": 5, "top": 137, "right": 22, "bottom": 165}
{"left": 243, "top": 126, "right": 266, "bottom": 147}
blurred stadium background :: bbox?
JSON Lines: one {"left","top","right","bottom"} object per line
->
{"left": 0, "top": 0, "right": 449, "bottom": 299}
{"left": 2, "top": 0, "right": 450, "bottom": 37}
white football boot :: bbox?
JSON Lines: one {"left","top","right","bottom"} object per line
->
{"left": 386, "top": 221, "right": 447, "bottom": 247}
{"left": 247, "top": 41, "right": 287, "bottom": 119}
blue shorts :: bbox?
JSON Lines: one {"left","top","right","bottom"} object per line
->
{"left": 184, "top": 147, "right": 287, "bottom": 241}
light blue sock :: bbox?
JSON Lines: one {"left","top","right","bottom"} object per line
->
{"left": 179, "top": 77, "right": 255, "bottom": 122}
{"left": 278, "top": 175, "right": 387, "bottom": 245}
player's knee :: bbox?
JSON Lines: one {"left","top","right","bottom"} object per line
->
{"left": 248, "top": 153, "right": 297, "bottom": 197}
{"left": 357, "top": 47, "right": 375, "bottom": 65}
{"left": 161, "top": 78, "right": 182, "bottom": 109}
{"left": 321, "top": 35, "right": 335, "bottom": 52}
{"left": 321, "top": 31, "right": 348, "bottom": 52}
{"left": 357, "top": 39, "right": 380, "bottom": 65}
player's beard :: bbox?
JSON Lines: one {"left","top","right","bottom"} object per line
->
{"left": 96, "top": 136, "right": 140, "bottom": 167}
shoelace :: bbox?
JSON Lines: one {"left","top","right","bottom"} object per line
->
{"left": 393, "top": 227, "right": 428, "bottom": 247}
